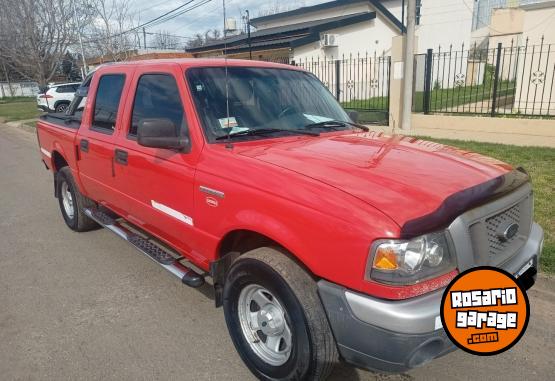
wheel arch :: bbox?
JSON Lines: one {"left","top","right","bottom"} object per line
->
{"left": 51, "top": 150, "right": 69, "bottom": 172}
{"left": 51, "top": 150, "right": 69, "bottom": 198}
{"left": 53, "top": 100, "right": 70, "bottom": 110}
{"left": 211, "top": 228, "right": 316, "bottom": 308}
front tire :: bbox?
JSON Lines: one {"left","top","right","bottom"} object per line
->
{"left": 57, "top": 167, "right": 98, "bottom": 232}
{"left": 223, "top": 247, "right": 338, "bottom": 380}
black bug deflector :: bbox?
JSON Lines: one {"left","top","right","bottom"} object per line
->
{"left": 400, "top": 169, "right": 530, "bottom": 239}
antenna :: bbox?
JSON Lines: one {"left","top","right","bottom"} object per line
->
{"left": 223, "top": 0, "right": 232, "bottom": 146}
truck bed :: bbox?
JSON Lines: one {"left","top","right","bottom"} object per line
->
{"left": 36, "top": 113, "right": 81, "bottom": 173}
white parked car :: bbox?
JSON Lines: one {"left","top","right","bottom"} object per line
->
{"left": 37, "top": 82, "right": 81, "bottom": 113}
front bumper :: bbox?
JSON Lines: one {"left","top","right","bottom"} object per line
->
{"left": 318, "top": 222, "right": 543, "bottom": 373}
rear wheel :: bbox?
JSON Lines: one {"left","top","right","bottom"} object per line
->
{"left": 55, "top": 102, "right": 69, "bottom": 113}
{"left": 223, "top": 247, "right": 338, "bottom": 380}
{"left": 57, "top": 167, "right": 98, "bottom": 232}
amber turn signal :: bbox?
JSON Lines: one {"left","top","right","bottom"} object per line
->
{"left": 373, "top": 247, "right": 398, "bottom": 270}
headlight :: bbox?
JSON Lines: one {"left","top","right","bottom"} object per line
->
{"left": 367, "top": 231, "right": 456, "bottom": 285}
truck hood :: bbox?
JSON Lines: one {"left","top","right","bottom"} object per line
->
{"left": 236, "top": 132, "right": 516, "bottom": 234}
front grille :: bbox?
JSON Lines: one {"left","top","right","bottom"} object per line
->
{"left": 450, "top": 187, "right": 534, "bottom": 268}
{"left": 485, "top": 202, "right": 521, "bottom": 260}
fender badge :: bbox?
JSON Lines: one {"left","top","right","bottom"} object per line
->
{"left": 206, "top": 197, "right": 219, "bottom": 207}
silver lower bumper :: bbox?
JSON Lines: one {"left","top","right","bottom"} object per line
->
{"left": 318, "top": 222, "right": 543, "bottom": 372}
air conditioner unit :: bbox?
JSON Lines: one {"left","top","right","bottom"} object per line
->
{"left": 321, "top": 34, "right": 339, "bottom": 48}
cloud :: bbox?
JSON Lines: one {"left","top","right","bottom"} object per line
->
{"left": 130, "top": 0, "right": 323, "bottom": 41}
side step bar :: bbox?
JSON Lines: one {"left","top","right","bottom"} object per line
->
{"left": 84, "top": 208, "right": 205, "bottom": 288}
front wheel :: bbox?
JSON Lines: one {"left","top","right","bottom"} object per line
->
{"left": 223, "top": 248, "right": 338, "bottom": 380}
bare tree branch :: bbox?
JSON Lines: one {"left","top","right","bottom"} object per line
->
{"left": 0, "top": 0, "right": 90, "bottom": 85}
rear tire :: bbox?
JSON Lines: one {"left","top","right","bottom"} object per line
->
{"left": 57, "top": 167, "right": 99, "bottom": 232}
{"left": 223, "top": 247, "right": 338, "bottom": 380}
{"left": 55, "top": 102, "right": 69, "bottom": 113}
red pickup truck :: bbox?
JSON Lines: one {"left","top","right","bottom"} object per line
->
{"left": 36, "top": 59, "right": 543, "bottom": 380}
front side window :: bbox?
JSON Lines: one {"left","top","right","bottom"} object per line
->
{"left": 186, "top": 67, "right": 349, "bottom": 142}
{"left": 92, "top": 74, "right": 125, "bottom": 133}
{"left": 129, "top": 74, "right": 185, "bottom": 137}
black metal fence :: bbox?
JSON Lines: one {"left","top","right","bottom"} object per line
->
{"left": 415, "top": 38, "right": 555, "bottom": 118}
{"left": 292, "top": 53, "right": 391, "bottom": 124}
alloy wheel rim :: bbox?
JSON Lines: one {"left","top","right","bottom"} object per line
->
{"left": 61, "top": 181, "right": 74, "bottom": 219}
{"left": 237, "top": 284, "right": 293, "bottom": 366}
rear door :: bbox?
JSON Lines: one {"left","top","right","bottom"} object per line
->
{"left": 112, "top": 63, "right": 203, "bottom": 259}
{"left": 77, "top": 69, "right": 132, "bottom": 214}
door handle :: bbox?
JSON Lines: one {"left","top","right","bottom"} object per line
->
{"left": 114, "top": 149, "right": 128, "bottom": 165}
{"left": 80, "top": 139, "right": 89, "bottom": 153}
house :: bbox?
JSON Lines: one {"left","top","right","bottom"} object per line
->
{"left": 473, "top": 1, "right": 555, "bottom": 114}
{"left": 472, "top": 0, "right": 555, "bottom": 47}
{"left": 186, "top": 0, "right": 477, "bottom": 61}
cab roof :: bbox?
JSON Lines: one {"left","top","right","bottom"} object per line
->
{"left": 99, "top": 58, "right": 302, "bottom": 72}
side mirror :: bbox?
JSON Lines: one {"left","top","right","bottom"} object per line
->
{"left": 137, "top": 118, "right": 190, "bottom": 151}
{"left": 348, "top": 111, "right": 359, "bottom": 123}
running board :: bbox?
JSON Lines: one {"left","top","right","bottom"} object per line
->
{"left": 84, "top": 208, "right": 205, "bottom": 288}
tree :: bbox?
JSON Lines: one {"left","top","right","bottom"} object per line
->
{"left": 184, "top": 29, "right": 225, "bottom": 50}
{"left": 152, "top": 31, "right": 180, "bottom": 50}
{"left": 0, "top": 0, "right": 83, "bottom": 86}
{"left": 257, "top": 1, "right": 306, "bottom": 17}
{"left": 61, "top": 52, "right": 83, "bottom": 82}
{"left": 84, "top": 0, "right": 140, "bottom": 62}
{"left": 185, "top": 33, "right": 206, "bottom": 49}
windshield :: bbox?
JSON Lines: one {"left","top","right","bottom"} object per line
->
{"left": 186, "top": 67, "right": 350, "bottom": 142}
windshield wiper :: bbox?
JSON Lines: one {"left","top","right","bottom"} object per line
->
{"left": 215, "top": 128, "right": 319, "bottom": 140}
{"left": 304, "top": 120, "right": 369, "bottom": 132}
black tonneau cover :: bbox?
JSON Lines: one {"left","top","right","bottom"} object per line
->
{"left": 39, "top": 112, "right": 82, "bottom": 129}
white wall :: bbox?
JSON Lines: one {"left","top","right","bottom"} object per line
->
{"left": 292, "top": 17, "right": 398, "bottom": 60}
{"left": 254, "top": 0, "right": 474, "bottom": 54}
{"left": 514, "top": 5, "right": 555, "bottom": 114}
{"left": 415, "top": 0, "right": 475, "bottom": 52}
{"left": 521, "top": 4, "right": 555, "bottom": 45}
{"left": 0, "top": 82, "right": 40, "bottom": 98}
{"left": 292, "top": 17, "right": 395, "bottom": 102}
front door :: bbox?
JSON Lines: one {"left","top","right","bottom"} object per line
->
{"left": 112, "top": 64, "right": 202, "bottom": 260}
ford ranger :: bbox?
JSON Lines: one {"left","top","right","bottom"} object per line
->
{"left": 35, "top": 59, "right": 543, "bottom": 380}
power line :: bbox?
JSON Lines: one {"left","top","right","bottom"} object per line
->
{"left": 139, "top": 0, "right": 213, "bottom": 30}
{"left": 167, "top": 0, "right": 233, "bottom": 34}
{"left": 128, "top": 0, "right": 178, "bottom": 17}
{"left": 82, "top": 0, "right": 208, "bottom": 44}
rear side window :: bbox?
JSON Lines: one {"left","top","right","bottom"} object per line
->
{"left": 92, "top": 74, "right": 125, "bottom": 133}
{"left": 56, "top": 85, "right": 77, "bottom": 93}
{"left": 129, "top": 74, "right": 184, "bottom": 136}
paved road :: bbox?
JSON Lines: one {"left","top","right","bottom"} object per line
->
{"left": 1, "top": 124, "right": 554, "bottom": 381}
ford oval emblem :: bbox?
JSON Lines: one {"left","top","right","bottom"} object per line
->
{"left": 206, "top": 197, "right": 218, "bottom": 207}
{"left": 497, "top": 222, "right": 519, "bottom": 242}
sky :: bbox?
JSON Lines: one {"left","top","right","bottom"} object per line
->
{"left": 131, "top": 0, "right": 324, "bottom": 44}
